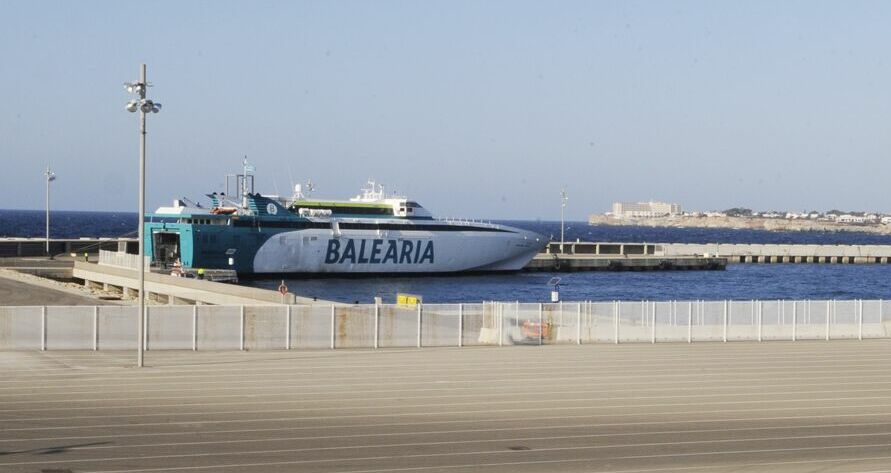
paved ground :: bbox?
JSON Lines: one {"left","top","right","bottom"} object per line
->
{"left": 2, "top": 341, "right": 891, "bottom": 472}
{"left": 0, "top": 271, "right": 114, "bottom": 306}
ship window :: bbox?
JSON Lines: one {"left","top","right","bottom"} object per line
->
{"left": 406, "top": 201, "right": 421, "bottom": 208}
{"left": 407, "top": 208, "right": 413, "bottom": 213}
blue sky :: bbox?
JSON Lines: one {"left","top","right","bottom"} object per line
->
{"left": 2, "top": 1, "right": 890, "bottom": 219}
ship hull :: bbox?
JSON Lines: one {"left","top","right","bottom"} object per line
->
{"left": 252, "top": 227, "right": 543, "bottom": 274}
{"left": 146, "top": 219, "right": 546, "bottom": 275}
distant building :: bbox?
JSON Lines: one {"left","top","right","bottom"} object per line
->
{"left": 611, "top": 201, "right": 681, "bottom": 218}
{"left": 837, "top": 214, "right": 870, "bottom": 224}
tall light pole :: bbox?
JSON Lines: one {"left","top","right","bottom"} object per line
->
{"left": 44, "top": 166, "right": 55, "bottom": 257}
{"left": 125, "top": 64, "right": 161, "bottom": 368}
{"left": 560, "top": 188, "right": 568, "bottom": 254}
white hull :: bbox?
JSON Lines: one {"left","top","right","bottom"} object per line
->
{"left": 252, "top": 226, "right": 544, "bottom": 273}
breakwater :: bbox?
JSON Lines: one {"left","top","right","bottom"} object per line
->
{"left": 547, "top": 242, "right": 891, "bottom": 264}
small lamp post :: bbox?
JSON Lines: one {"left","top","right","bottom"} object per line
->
{"left": 45, "top": 166, "right": 55, "bottom": 257}
{"left": 560, "top": 188, "right": 568, "bottom": 254}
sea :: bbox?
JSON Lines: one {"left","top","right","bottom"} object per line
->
{"left": 3, "top": 209, "right": 891, "bottom": 303}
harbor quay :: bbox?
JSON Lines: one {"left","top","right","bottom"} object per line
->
{"left": 0, "top": 237, "right": 136, "bottom": 258}
{"left": 548, "top": 241, "right": 891, "bottom": 264}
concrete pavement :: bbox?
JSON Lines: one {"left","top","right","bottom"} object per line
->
{"left": 2, "top": 341, "right": 891, "bottom": 472}
{"left": 0, "top": 269, "right": 117, "bottom": 306}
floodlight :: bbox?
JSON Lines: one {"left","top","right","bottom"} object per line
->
{"left": 126, "top": 101, "right": 138, "bottom": 112}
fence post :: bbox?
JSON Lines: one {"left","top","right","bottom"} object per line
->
{"left": 826, "top": 300, "right": 831, "bottom": 341}
{"left": 858, "top": 299, "right": 863, "bottom": 341}
{"left": 285, "top": 304, "right": 291, "bottom": 350}
{"left": 93, "top": 306, "right": 99, "bottom": 351}
{"left": 239, "top": 305, "right": 245, "bottom": 351}
{"left": 651, "top": 301, "right": 656, "bottom": 344}
{"left": 458, "top": 303, "right": 463, "bottom": 347}
{"left": 417, "top": 303, "right": 422, "bottom": 348}
{"left": 614, "top": 301, "right": 619, "bottom": 344}
{"left": 758, "top": 300, "right": 763, "bottom": 342}
{"left": 498, "top": 303, "right": 504, "bottom": 347}
{"left": 722, "top": 300, "right": 728, "bottom": 343}
{"left": 577, "top": 302, "right": 582, "bottom": 345}
{"left": 792, "top": 300, "right": 797, "bottom": 342}
{"left": 538, "top": 303, "right": 543, "bottom": 346}
{"left": 41, "top": 306, "right": 46, "bottom": 351}
{"left": 374, "top": 303, "right": 380, "bottom": 349}
{"left": 751, "top": 299, "right": 755, "bottom": 328}
{"left": 330, "top": 305, "right": 336, "bottom": 349}
{"left": 516, "top": 301, "right": 520, "bottom": 333}
{"left": 192, "top": 305, "right": 198, "bottom": 351}
{"left": 687, "top": 301, "right": 692, "bottom": 343}
{"left": 728, "top": 300, "right": 733, "bottom": 338}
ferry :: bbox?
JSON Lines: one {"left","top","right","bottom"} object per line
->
{"left": 145, "top": 162, "right": 546, "bottom": 275}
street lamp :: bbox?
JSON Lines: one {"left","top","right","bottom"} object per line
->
{"left": 560, "top": 188, "right": 568, "bottom": 254}
{"left": 45, "top": 166, "right": 56, "bottom": 257}
{"left": 125, "top": 64, "right": 161, "bottom": 368}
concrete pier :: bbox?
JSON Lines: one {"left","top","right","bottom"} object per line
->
{"left": 548, "top": 242, "right": 891, "bottom": 264}
{"left": 0, "top": 237, "right": 136, "bottom": 257}
{"left": 526, "top": 254, "right": 726, "bottom": 272}
{"left": 72, "top": 261, "right": 327, "bottom": 305}
{"left": 662, "top": 243, "right": 891, "bottom": 264}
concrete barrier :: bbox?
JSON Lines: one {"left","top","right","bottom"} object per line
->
{"left": 72, "top": 261, "right": 326, "bottom": 305}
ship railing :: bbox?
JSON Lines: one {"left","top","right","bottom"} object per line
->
{"left": 438, "top": 217, "right": 500, "bottom": 228}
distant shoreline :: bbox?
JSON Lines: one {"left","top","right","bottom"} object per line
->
{"left": 588, "top": 214, "right": 891, "bottom": 235}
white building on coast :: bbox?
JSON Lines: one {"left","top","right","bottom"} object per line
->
{"left": 611, "top": 201, "right": 681, "bottom": 219}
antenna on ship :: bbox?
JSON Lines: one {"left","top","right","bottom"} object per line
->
{"left": 241, "top": 155, "right": 255, "bottom": 211}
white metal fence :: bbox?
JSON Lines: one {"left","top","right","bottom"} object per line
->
{"left": 98, "top": 250, "right": 150, "bottom": 270}
{"left": 1, "top": 300, "right": 889, "bottom": 351}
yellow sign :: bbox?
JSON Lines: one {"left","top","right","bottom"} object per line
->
{"left": 396, "top": 293, "right": 422, "bottom": 306}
